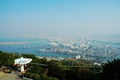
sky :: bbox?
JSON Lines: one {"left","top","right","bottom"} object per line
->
{"left": 0, "top": 0, "right": 120, "bottom": 38}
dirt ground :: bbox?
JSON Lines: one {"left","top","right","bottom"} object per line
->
{"left": 0, "top": 71, "right": 23, "bottom": 80}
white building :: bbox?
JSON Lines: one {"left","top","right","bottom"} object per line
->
{"left": 75, "top": 55, "right": 81, "bottom": 59}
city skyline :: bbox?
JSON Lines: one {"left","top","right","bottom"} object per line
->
{"left": 0, "top": 0, "right": 120, "bottom": 38}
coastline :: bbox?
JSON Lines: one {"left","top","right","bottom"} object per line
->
{"left": 0, "top": 42, "right": 30, "bottom": 45}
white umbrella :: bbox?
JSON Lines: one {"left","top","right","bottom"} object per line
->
{"left": 14, "top": 57, "right": 32, "bottom": 72}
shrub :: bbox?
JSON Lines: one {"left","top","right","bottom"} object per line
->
{"left": 24, "top": 72, "right": 40, "bottom": 80}
{"left": 42, "top": 76, "right": 58, "bottom": 80}
{"left": 33, "top": 74, "right": 40, "bottom": 80}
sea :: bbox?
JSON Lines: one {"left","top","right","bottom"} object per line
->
{"left": 0, "top": 36, "right": 120, "bottom": 61}
{"left": 0, "top": 37, "right": 73, "bottom": 58}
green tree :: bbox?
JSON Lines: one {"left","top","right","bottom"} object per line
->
{"left": 102, "top": 59, "right": 120, "bottom": 80}
{"left": 0, "top": 51, "right": 21, "bottom": 65}
{"left": 42, "top": 76, "right": 58, "bottom": 80}
{"left": 33, "top": 74, "right": 40, "bottom": 80}
{"left": 65, "top": 67, "right": 97, "bottom": 80}
{"left": 47, "top": 60, "right": 68, "bottom": 80}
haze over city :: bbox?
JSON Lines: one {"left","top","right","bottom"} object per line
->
{"left": 1, "top": 1, "right": 120, "bottom": 80}
{"left": 0, "top": 0, "right": 120, "bottom": 38}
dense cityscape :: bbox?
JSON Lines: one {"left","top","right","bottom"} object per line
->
{"left": 38, "top": 37, "right": 120, "bottom": 62}
{"left": 1, "top": 0, "right": 120, "bottom": 79}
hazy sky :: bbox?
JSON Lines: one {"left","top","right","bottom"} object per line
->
{"left": 0, "top": 0, "right": 120, "bottom": 38}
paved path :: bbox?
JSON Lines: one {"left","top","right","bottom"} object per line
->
{"left": 0, "top": 72, "right": 23, "bottom": 80}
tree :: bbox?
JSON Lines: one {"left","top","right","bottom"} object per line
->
{"left": 24, "top": 72, "right": 41, "bottom": 80}
{"left": 42, "top": 76, "right": 58, "bottom": 80}
{"left": 47, "top": 60, "right": 68, "bottom": 80}
{"left": 102, "top": 59, "right": 120, "bottom": 80}
{"left": 65, "top": 67, "right": 97, "bottom": 80}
